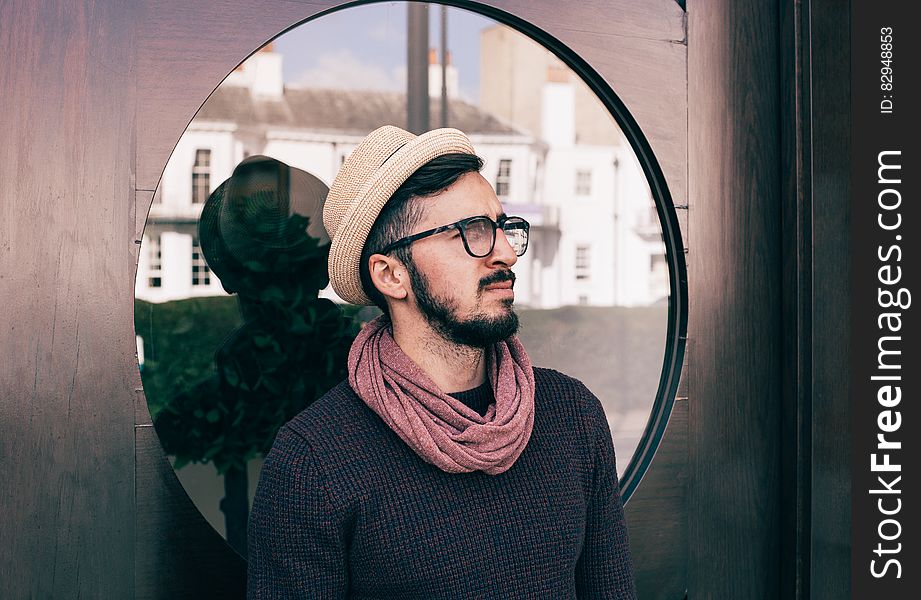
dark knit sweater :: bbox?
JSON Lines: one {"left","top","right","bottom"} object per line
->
{"left": 247, "top": 367, "right": 636, "bottom": 599}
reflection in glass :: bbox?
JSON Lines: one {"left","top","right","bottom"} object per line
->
{"left": 140, "top": 157, "right": 357, "bottom": 555}
{"left": 135, "top": 2, "right": 668, "bottom": 548}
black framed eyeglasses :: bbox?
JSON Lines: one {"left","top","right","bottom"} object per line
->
{"left": 376, "top": 214, "right": 530, "bottom": 258}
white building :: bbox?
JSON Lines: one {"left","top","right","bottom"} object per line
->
{"left": 137, "top": 44, "right": 666, "bottom": 308}
{"left": 480, "top": 26, "right": 670, "bottom": 307}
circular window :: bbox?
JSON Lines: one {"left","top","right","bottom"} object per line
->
{"left": 135, "top": 1, "right": 686, "bottom": 555}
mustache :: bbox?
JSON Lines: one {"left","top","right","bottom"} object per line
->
{"left": 479, "top": 270, "right": 515, "bottom": 289}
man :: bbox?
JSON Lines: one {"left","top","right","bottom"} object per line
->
{"left": 248, "top": 126, "right": 636, "bottom": 599}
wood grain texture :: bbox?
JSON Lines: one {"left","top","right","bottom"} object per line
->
{"left": 0, "top": 1, "right": 138, "bottom": 596}
{"left": 625, "top": 398, "right": 688, "bottom": 599}
{"left": 136, "top": 425, "right": 246, "bottom": 599}
{"left": 779, "top": 3, "right": 850, "bottom": 598}
{"left": 483, "top": 0, "right": 685, "bottom": 42}
{"left": 687, "top": 0, "right": 782, "bottom": 597}
{"left": 779, "top": 0, "right": 811, "bottom": 594}
{"left": 807, "top": 1, "right": 850, "bottom": 596}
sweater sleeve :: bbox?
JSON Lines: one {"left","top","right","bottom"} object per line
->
{"left": 247, "top": 426, "right": 348, "bottom": 599}
{"left": 574, "top": 386, "right": 638, "bottom": 599}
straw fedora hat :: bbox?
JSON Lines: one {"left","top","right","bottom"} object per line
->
{"left": 199, "top": 155, "right": 330, "bottom": 295}
{"left": 324, "top": 125, "right": 476, "bottom": 305}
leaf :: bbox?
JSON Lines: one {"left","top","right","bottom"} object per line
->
{"left": 252, "top": 334, "right": 273, "bottom": 348}
{"left": 223, "top": 368, "right": 240, "bottom": 386}
{"left": 206, "top": 409, "right": 221, "bottom": 423}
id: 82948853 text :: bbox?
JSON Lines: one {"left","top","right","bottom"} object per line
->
{"left": 879, "top": 27, "right": 894, "bottom": 114}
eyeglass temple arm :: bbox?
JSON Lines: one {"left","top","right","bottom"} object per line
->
{"left": 375, "top": 222, "right": 458, "bottom": 255}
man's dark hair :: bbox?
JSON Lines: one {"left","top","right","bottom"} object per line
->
{"left": 359, "top": 153, "right": 485, "bottom": 313}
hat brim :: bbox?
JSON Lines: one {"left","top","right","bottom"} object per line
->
{"left": 328, "top": 128, "right": 475, "bottom": 305}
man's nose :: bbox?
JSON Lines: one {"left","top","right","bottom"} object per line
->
{"left": 488, "top": 228, "right": 518, "bottom": 268}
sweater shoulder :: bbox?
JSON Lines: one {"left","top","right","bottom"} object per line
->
{"left": 533, "top": 367, "right": 604, "bottom": 415}
{"left": 532, "top": 366, "right": 611, "bottom": 440}
{"left": 533, "top": 366, "right": 593, "bottom": 394}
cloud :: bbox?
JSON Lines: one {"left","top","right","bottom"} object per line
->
{"left": 369, "top": 20, "right": 404, "bottom": 45}
{"left": 289, "top": 50, "right": 406, "bottom": 92}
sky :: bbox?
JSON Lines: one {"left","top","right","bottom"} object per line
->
{"left": 273, "top": 2, "right": 497, "bottom": 102}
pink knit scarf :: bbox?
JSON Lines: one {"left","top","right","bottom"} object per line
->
{"left": 347, "top": 315, "right": 535, "bottom": 475}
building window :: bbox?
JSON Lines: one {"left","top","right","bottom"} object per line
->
{"left": 192, "top": 149, "right": 211, "bottom": 204}
{"left": 192, "top": 237, "right": 211, "bottom": 286}
{"left": 578, "top": 294, "right": 589, "bottom": 305}
{"left": 575, "top": 169, "right": 592, "bottom": 196}
{"left": 575, "top": 245, "right": 591, "bottom": 281}
{"left": 495, "top": 159, "right": 512, "bottom": 197}
{"left": 148, "top": 236, "right": 162, "bottom": 288}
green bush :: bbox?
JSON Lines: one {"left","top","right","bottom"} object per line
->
{"left": 136, "top": 295, "right": 369, "bottom": 473}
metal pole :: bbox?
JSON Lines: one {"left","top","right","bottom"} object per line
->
{"left": 440, "top": 5, "right": 449, "bottom": 127}
{"left": 406, "top": 3, "right": 430, "bottom": 134}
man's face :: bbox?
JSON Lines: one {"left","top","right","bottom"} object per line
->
{"left": 403, "top": 171, "right": 520, "bottom": 348}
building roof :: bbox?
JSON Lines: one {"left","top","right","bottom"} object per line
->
{"left": 195, "top": 86, "right": 523, "bottom": 137}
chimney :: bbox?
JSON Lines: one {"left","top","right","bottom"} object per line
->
{"left": 428, "top": 47, "right": 459, "bottom": 98}
{"left": 541, "top": 66, "right": 575, "bottom": 146}
{"left": 224, "top": 45, "right": 284, "bottom": 99}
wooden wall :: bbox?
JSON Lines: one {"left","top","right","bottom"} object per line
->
{"left": 0, "top": 2, "right": 139, "bottom": 596}
{"left": 687, "top": 1, "right": 783, "bottom": 596}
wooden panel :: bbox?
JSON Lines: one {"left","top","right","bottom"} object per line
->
{"left": 687, "top": 0, "right": 782, "bottom": 597}
{"left": 807, "top": 1, "right": 850, "bottom": 596}
{"left": 625, "top": 398, "right": 688, "bottom": 599}
{"left": 780, "top": 2, "right": 850, "bottom": 596}
{"left": 136, "top": 425, "right": 246, "bottom": 599}
{"left": 0, "top": 1, "right": 138, "bottom": 597}
{"left": 778, "top": 0, "right": 811, "bottom": 594}
{"left": 486, "top": 0, "right": 685, "bottom": 42}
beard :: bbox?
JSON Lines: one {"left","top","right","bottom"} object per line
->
{"left": 406, "top": 261, "right": 519, "bottom": 349}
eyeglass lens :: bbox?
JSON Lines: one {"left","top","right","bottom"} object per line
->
{"left": 463, "top": 217, "right": 528, "bottom": 257}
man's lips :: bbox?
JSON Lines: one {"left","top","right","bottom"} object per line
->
{"left": 480, "top": 271, "right": 515, "bottom": 298}
{"left": 480, "top": 270, "right": 515, "bottom": 289}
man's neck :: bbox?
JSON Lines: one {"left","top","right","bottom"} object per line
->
{"left": 391, "top": 318, "right": 487, "bottom": 393}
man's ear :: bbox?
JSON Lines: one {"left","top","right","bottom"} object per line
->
{"left": 368, "top": 253, "right": 409, "bottom": 302}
